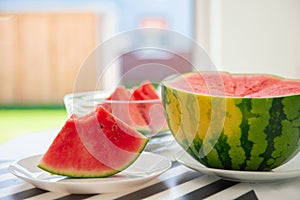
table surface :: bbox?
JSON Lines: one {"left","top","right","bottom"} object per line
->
{"left": 0, "top": 130, "right": 299, "bottom": 200}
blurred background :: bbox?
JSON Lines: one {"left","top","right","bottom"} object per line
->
{"left": 0, "top": 0, "right": 299, "bottom": 143}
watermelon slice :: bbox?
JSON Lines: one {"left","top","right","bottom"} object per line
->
{"left": 131, "top": 81, "right": 160, "bottom": 100}
{"left": 105, "top": 86, "right": 131, "bottom": 100}
{"left": 101, "top": 81, "right": 168, "bottom": 135}
{"left": 38, "top": 106, "right": 148, "bottom": 178}
{"left": 101, "top": 86, "right": 136, "bottom": 126}
{"left": 130, "top": 81, "right": 167, "bottom": 133}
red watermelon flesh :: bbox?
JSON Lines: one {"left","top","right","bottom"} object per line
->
{"left": 130, "top": 81, "right": 159, "bottom": 126}
{"left": 105, "top": 86, "right": 131, "bottom": 100}
{"left": 170, "top": 72, "right": 300, "bottom": 97}
{"left": 172, "top": 72, "right": 236, "bottom": 96}
{"left": 38, "top": 106, "right": 148, "bottom": 178}
{"left": 101, "top": 86, "right": 138, "bottom": 126}
{"left": 102, "top": 81, "right": 167, "bottom": 134}
{"left": 131, "top": 81, "right": 160, "bottom": 100}
{"left": 232, "top": 75, "right": 281, "bottom": 97}
{"left": 102, "top": 85, "right": 148, "bottom": 128}
{"left": 130, "top": 81, "right": 167, "bottom": 133}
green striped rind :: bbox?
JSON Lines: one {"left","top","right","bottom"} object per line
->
{"left": 37, "top": 163, "right": 120, "bottom": 178}
{"left": 240, "top": 98, "right": 269, "bottom": 170}
{"left": 162, "top": 83, "right": 300, "bottom": 171}
{"left": 269, "top": 96, "right": 300, "bottom": 168}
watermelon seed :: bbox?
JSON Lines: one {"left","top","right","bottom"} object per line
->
{"left": 99, "top": 124, "right": 104, "bottom": 129}
{"left": 112, "top": 125, "right": 117, "bottom": 131}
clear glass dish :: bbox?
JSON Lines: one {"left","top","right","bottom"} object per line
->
{"left": 64, "top": 90, "right": 174, "bottom": 152}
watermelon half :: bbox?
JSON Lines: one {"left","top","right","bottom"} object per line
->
{"left": 38, "top": 106, "right": 148, "bottom": 178}
{"left": 162, "top": 72, "right": 300, "bottom": 171}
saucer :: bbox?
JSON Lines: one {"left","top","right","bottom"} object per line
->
{"left": 175, "top": 151, "right": 300, "bottom": 182}
{"left": 9, "top": 152, "right": 171, "bottom": 194}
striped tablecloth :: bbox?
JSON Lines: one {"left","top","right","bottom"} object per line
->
{"left": 0, "top": 130, "right": 299, "bottom": 200}
{"left": 0, "top": 159, "right": 258, "bottom": 200}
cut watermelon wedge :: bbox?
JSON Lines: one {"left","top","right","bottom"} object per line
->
{"left": 102, "top": 86, "right": 135, "bottom": 126}
{"left": 101, "top": 81, "right": 168, "bottom": 135}
{"left": 130, "top": 81, "right": 167, "bottom": 133}
{"left": 38, "top": 106, "right": 148, "bottom": 178}
{"left": 105, "top": 86, "right": 131, "bottom": 100}
{"left": 131, "top": 81, "right": 160, "bottom": 100}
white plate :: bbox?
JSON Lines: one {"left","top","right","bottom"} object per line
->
{"left": 175, "top": 151, "right": 300, "bottom": 183}
{"left": 9, "top": 152, "right": 171, "bottom": 194}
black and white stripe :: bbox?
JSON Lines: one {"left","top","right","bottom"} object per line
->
{"left": 0, "top": 160, "right": 258, "bottom": 200}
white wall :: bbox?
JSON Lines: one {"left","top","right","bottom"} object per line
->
{"left": 195, "top": 0, "right": 300, "bottom": 79}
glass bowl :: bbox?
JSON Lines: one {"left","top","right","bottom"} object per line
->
{"left": 64, "top": 90, "right": 174, "bottom": 152}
